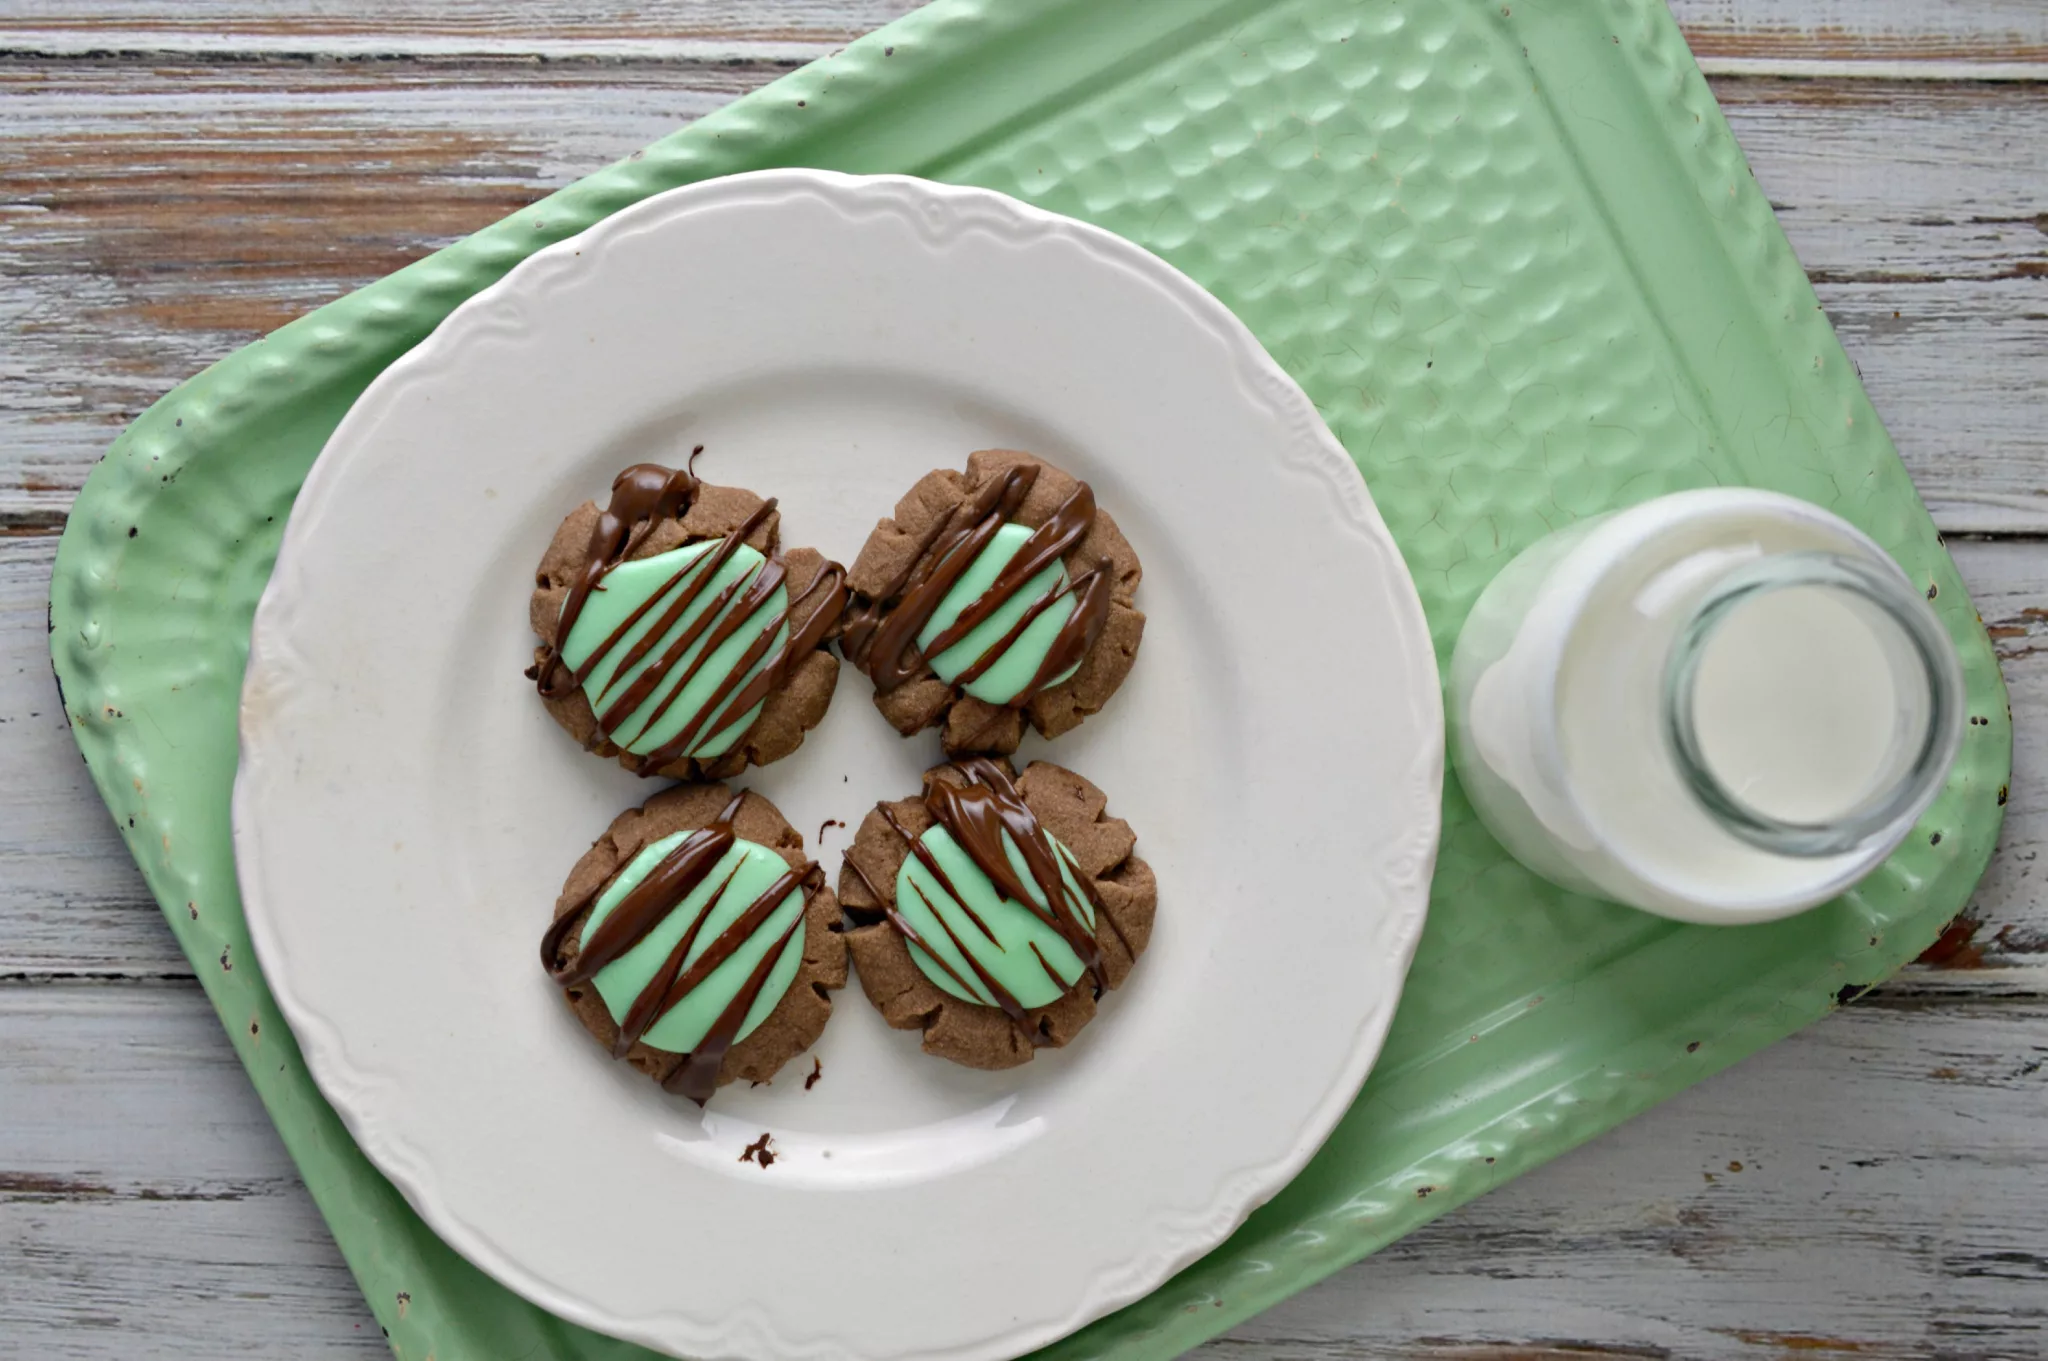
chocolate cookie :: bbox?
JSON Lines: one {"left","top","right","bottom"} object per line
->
{"left": 841, "top": 450, "right": 1143, "bottom": 756}
{"left": 541, "top": 783, "right": 848, "bottom": 1102}
{"left": 838, "top": 757, "right": 1156, "bottom": 1070}
{"left": 529, "top": 461, "right": 848, "bottom": 781}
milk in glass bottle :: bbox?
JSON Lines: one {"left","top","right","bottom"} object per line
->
{"left": 1448, "top": 489, "right": 1963, "bottom": 924}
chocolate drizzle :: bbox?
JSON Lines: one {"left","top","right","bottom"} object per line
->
{"left": 867, "top": 760, "right": 1120, "bottom": 1038}
{"left": 549, "top": 462, "right": 699, "bottom": 657}
{"left": 842, "top": 463, "right": 1114, "bottom": 703}
{"left": 535, "top": 462, "right": 849, "bottom": 766}
{"left": 541, "top": 792, "right": 826, "bottom": 1105}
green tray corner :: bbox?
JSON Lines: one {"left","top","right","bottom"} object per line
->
{"left": 48, "top": 1, "right": 2011, "bottom": 1358}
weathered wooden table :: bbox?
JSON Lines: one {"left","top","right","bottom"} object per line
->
{"left": 3, "top": 2, "right": 2044, "bottom": 1356}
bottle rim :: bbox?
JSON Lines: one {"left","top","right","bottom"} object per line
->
{"left": 1662, "top": 550, "right": 1963, "bottom": 858}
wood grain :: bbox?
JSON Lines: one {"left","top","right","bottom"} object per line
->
{"left": 0, "top": 59, "right": 783, "bottom": 522}
{"left": 0, "top": 537, "right": 178, "bottom": 977}
{"left": 3, "top": 0, "right": 2044, "bottom": 63}
{"left": 2, "top": 66, "right": 2045, "bottom": 525}
{"left": 0, "top": 0, "right": 923, "bottom": 54}
{"left": 1219, "top": 993, "right": 2048, "bottom": 1361}
{"left": 3, "top": 983, "right": 2042, "bottom": 1360}
{"left": 1670, "top": 0, "right": 2048, "bottom": 65}
{"left": 0, "top": 983, "right": 392, "bottom": 1357}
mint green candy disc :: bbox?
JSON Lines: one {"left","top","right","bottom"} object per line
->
{"left": 894, "top": 823, "right": 1096, "bottom": 1010}
{"left": 559, "top": 541, "right": 790, "bottom": 760}
{"left": 580, "top": 835, "right": 807, "bottom": 1053}
{"left": 917, "top": 522, "right": 1080, "bottom": 705}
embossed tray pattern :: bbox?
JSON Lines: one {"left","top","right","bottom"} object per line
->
{"left": 48, "top": 0, "right": 2011, "bottom": 1358}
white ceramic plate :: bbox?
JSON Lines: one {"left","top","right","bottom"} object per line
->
{"left": 235, "top": 170, "right": 1441, "bottom": 1361}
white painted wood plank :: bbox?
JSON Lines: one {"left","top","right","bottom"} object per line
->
{"left": 0, "top": 27, "right": 1963, "bottom": 538}
{"left": 1927, "top": 539, "right": 2048, "bottom": 990}
{"left": 3, "top": 72, "right": 2041, "bottom": 525}
{"left": 1720, "top": 81, "right": 2046, "bottom": 282}
{"left": 1826, "top": 284, "right": 2048, "bottom": 537}
{"left": 1712, "top": 81, "right": 2047, "bottom": 535}
{"left": 2, "top": 983, "right": 2042, "bottom": 1359}
{"left": 0, "top": 61, "right": 782, "bottom": 524}
{"left": 1205, "top": 992, "right": 2048, "bottom": 1361}
{"left": 1701, "top": 58, "right": 2044, "bottom": 80}
{"left": 0, "top": 536, "right": 173, "bottom": 977}
{"left": 1669, "top": 0, "right": 2048, "bottom": 63}
{"left": 1, "top": 0, "right": 2041, "bottom": 64}
{"left": 3, "top": 1195, "right": 389, "bottom": 1359}
{"left": 0, "top": 0, "right": 922, "bottom": 52}
{"left": 0, "top": 983, "right": 387, "bottom": 1356}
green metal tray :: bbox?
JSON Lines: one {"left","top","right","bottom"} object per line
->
{"left": 49, "top": 0, "right": 2010, "bottom": 1357}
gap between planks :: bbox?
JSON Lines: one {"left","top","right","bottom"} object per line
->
{"left": 0, "top": 0, "right": 2044, "bottom": 69}
{"left": 1698, "top": 57, "right": 2045, "bottom": 81}
{"left": 1, "top": 40, "right": 2043, "bottom": 81}
{"left": 0, "top": 33, "right": 840, "bottom": 63}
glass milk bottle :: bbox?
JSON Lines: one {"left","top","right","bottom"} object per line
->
{"left": 1448, "top": 489, "right": 1964, "bottom": 924}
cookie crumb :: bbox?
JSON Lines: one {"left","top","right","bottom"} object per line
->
{"left": 740, "top": 1133, "right": 777, "bottom": 1168}
{"left": 804, "top": 1057, "right": 823, "bottom": 1091}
